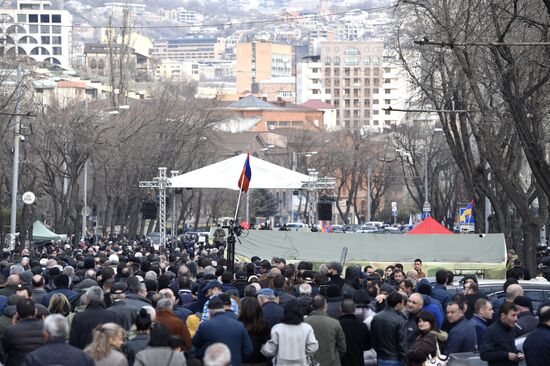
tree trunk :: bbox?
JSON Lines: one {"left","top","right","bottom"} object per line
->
{"left": 522, "top": 224, "right": 539, "bottom": 276}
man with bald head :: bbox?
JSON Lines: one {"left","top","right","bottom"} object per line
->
{"left": 0, "top": 275, "right": 20, "bottom": 297}
{"left": 493, "top": 283, "right": 523, "bottom": 321}
{"left": 404, "top": 293, "right": 424, "bottom": 348}
{"left": 31, "top": 275, "right": 47, "bottom": 304}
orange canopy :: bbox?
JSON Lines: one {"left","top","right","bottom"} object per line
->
{"left": 406, "top": 216, "right": 453, "bottom": 235}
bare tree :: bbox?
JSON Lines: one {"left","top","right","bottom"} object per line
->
{"left": 395, "top": 0, "right": 550, "bottom": 273}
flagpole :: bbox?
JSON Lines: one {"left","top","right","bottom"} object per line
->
{"left": 234, "top": 185, "right": 243, "bottom": 220}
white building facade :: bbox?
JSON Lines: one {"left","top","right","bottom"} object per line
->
{"left": 320, "top": 40, "right": 406, "bottom": 131}
{"left": 0, "top": 0, "right": 72, "bottom": 68}
{"left": 296, "top": 55, "right": 331, "bottom": 104}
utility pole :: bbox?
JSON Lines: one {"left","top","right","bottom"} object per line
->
{"left": 367, "top": 164, "right": 371, "bottom": 222}
{"left": 171, "top": 170, "right": 179, "bottom": 238}
{"left": 424, "top": 148, "right": 428, "bottom": 204}
{"left": 81, "top": 160, "right": 87, "bottom": 240}
{"left": 291, "top": 151, "right": 297, "bottom": 222}
{"left": 9, "top": 65, "right": 22, "bottom": 250}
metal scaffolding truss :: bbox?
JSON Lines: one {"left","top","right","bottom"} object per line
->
{"left": 139, "top": 167, "right": 171, "bottom": 247}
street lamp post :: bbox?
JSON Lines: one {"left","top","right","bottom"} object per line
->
{"left": 291, "top": 151, "right": 318, "bottom": 222}
{"left": 9, "top": 65, "right": 22, "bottom": 250}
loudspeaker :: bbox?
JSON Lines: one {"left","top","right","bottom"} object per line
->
{"left": 318, "top": 202, "right": 332, "bottom": 221}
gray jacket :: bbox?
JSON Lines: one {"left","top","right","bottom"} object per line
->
{"left": 134, "top": 347, "right": 187, "bottom": 366}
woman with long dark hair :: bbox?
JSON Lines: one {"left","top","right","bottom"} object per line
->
{"left": 261, "top": 299, "right": 318, "bottom": 366}
{"left": 124, "top": 308, "right": 152, "bottom": 365}
{"left": 238, "top": 297, "right": 270, "bottom": 366}
{"left": 406, "top": 310, "right": 448, "bottom": 366}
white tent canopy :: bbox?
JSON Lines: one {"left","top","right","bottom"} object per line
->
{"left": 170, "top": 154, "right": 312, "bottom": 190}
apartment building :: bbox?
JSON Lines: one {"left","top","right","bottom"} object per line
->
{"left": 235, "top": 41, "right": 294, "bottom": 94}
{"left": 296, "top": 55, "right": 330, "bottom": 104}
{"left": 152, "top": 38, "right": 222, "bottom": 62}
{"left": 0, "top": 0, "right": 72, "bottom": 68}
{"left": 320, "top": 40, "right": 405, "bottom": 131}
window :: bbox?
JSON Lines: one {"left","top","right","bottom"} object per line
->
{"left": 52, "top": 36, "right": 62, "bottom": 44}
{"left": 364, "top": 56, "right": 370, "bottom": 65}
{"left": 384, "top": 78, "right": 391, "bottom": 83}
{"left": 41, "top": 25, "right": 50, "bottom": 33}
{"left": 52, "top": 25, "right": 61, "bottom": 34}
{"left": 373, "top": 110, "right": 379, "bottom": 115}
{"left": 385, "top": 110, "right": 391, "bottom": 115}
{"left": 374, "top": 79, "right": 380, "bottom": 87}
{"left": 51, "top": 14, "right": 61, "bottom": 23}
{"left": 267, "top": 121, "right": 276, "bottom": 129}
{"left": 40, "top": 14, "right": 49, "bottom": 22}
{"left": 325, "top": 69, "right": 331, "bottom": 77}
{"left": 291, "top": 121, "right": 303, "bottom": 127}
{"left": 41, "top": 36, "right": 50, "bottom": 44}
{"left": 373, "top": 88, "right": 379, "bottom": 93}
{"left": 324, "top": 57, "right": 331, "bottom": 65}
{"left": 19, "top": 36, "right": 38, "bottom": 44}
{"left": 354, "top": 68, "right": 360, "bottom": 76}
{"left": 373, "top": 120, "right": 379, "bottom": 125}
{"left": 17, "top": 14, "right": 25, "bottom": 22}
{"left": 29, "top": 14, "right": 38, "bottom": 22}
{"left": 373, "top": 99, "right": 379, "bottom": 104}
{"left": 344, "top": 47, "right": 360, "bottom": 65}
{"left": 279, "top": 121, "right": 289, "bottom": 127}
{"left": 53, "top": 47, "right": 62, "bottom": 55}
{"left": 29, "top": 25, "right": 38, "bottom": 33}
{"left": 385, "top": 99, "right": 391, "bottom": 104}
{"left": 334, "top": 57, "right": 340, "bottom": 66}
{"left": 385, "top": 89, "right": 391, "bottom": 94}
{"left": 384, "top": 67, "right": 391, "bottom": 73}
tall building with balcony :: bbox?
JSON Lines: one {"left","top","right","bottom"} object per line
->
{"left": 235, "top": 41, "right": 294, "bottom": 94}
{"left": 0, "top": 0, "right": 73, "bottom": 68}
{"left": 320, "top": 40, "right": 405, "bottom": 131}
{"left": 296, "top": 55, "right": 331, "bottom": 104}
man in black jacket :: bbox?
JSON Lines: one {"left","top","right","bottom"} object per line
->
{"left": 21, "top": 314, "right": 94, "bottom": 366}
{"left": 480, "top": 302, "right": 524, "bottom": 366}
{"left": 2, "top": 299, "right": 44, "bottom": 366}
{"left": 339, "top": 298, "right": 371, "bottom": 366}
{"left": 370, "top": 292, "right": 407, "bottom": 365}
{"left": 69, "top": 286, "right": 120, "bottom": 349}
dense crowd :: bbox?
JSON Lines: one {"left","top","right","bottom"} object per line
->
{"left": 0, "top": 236, "right": 547, "bottom": 366}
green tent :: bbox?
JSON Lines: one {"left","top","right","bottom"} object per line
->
{"left": 32, "top": 221, "right": 68, "bottom": 242}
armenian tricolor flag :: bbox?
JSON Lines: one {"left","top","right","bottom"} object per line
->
{"left": 238, "top": 150, "right": 252, "bottom": 192}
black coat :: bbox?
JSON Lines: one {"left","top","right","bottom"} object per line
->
{"left": 21, "top": 339, "right": 95, "bottom": 366}
{"left": 69, "top": 302, "right": 121, "bottom": 349}
{"left": 479, "top": 319, "right": 519, "bottom": 366}
{"left": 339, "top": 314, "right": 371, "bottom": 366}
{"left": 2, "top": 318, "right": 45, "bottom": 366}
{"left": 370, "top": 308, "right": 407, "bottom": 361}
{"left": 523, "top": 323, "right": 550, "bottom": 366}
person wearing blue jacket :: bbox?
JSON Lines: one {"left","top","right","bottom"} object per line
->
{"left": 193, "top": 297, "right": 253, "bottom": 366}
{"left": 444, "top": 301, "right": 477, "bottom": 355}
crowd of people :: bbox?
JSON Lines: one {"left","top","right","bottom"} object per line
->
{"left": 0, "top": 237, "right": 547, "bottom": 366}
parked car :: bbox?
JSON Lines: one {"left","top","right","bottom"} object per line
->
{"left": 443, "top": 279, "right": 550, "bottom": 312}
{"left": 355, "top": 225, "right": 379, "bottom": 233}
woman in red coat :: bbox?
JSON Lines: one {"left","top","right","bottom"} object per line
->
{"left": 406, "top": 310, "right": 448, "bottom": 366}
